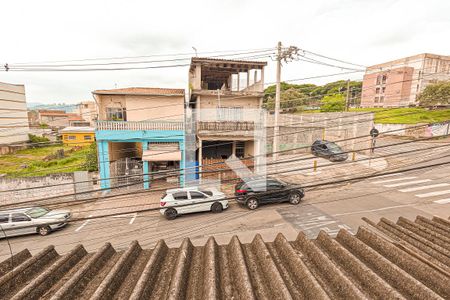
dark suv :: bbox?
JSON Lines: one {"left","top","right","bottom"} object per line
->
{"left": 311, "top": 140, "right": 348, "bottom": 161}
{"left": 235, "top": 178, "right": 304, "bottom": 210}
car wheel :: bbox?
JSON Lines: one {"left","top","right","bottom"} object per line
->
{"left": 211, "top": 202, "right": 223, "bottom": 213}
{"left": 37, "top": 226, "right": 51, "bottom": 236}
{"left": 164, "top": 208, "right": 178, "bottom": 220}
{"left": 246, "top": 198, "right": 259, "bottom": 210}
{"left": 289, "top": 192, "right": 302, "bottom": 205}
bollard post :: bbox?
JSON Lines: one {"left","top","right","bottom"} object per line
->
{"left": 313, "top": 160, "right": 317, "bottom": 172}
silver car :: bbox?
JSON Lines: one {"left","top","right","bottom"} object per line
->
{"left": 0, "top": 206, "right": 72, "bottom": 238}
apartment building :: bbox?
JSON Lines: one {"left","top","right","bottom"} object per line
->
{"left": 0, "top": 81, "right": 29, "bottom": 147}
{"left": 93, "top": 87, "right": 185, "bottom": 189}
{"left": 188, "top": 57, "right": 267, "bottom": 179}
{"left": 361, "top": 53, "right": 450, "bottom": 107}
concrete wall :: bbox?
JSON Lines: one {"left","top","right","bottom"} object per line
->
{"left": 374, "top": 122, "right": 450, "bottom": 138}
{"left": 0, "top": 82, "right": 29, "bottom": 145}
{"left": 95, "top": 94, "right": 184, "bottom": 121}
{"left": 266, "top": 112, "right": 374, "bottom": 153}
{"left": 77, "top": 101, "right": 97, "bottom": 125}
{"left": 0, "top": 174, "right": 76, "bottom": 206}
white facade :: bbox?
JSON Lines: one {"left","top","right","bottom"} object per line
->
{"left": 0, "top": 82, "right": 29, "bottom": 145}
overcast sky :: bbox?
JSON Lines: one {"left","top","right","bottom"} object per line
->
{"left": 1, "top": 0, "right": 449, "bottom": 104}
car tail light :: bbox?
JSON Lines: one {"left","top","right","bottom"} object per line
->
{"left": 236, "top": 189, "right": 247, "bottom": 194}
{"left": 160, "top": 201, "right": 166, "bottom": 206}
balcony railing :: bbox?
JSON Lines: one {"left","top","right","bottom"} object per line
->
{"left": 96, "top": 120, "right": 184, "bottom": 131}
{"left": 197, "top": 121, "right": 254, "bottom": 131}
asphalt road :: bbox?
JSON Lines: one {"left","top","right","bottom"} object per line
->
{"left": 1, "top": 144, "right": 450, "bottom": 261}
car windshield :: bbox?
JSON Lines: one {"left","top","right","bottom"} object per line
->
{"left": 26, "top": 207, "right": 49, "bottom": 218}
{"left": 326, "top": 143, "right": 343, "bottom": 153}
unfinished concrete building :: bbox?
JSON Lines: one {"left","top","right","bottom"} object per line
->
{"left": 188, "top": 57, "right": 267, "bottom": 179}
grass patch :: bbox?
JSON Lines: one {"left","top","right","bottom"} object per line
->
{"left": 0, "top": 144, "right": 91, "bottom": 177}
{"left": 350, "top": 107, "right": 450, "bottom": 124}
{"left": 295, "top": 107, "right": 450, "bottom": 124}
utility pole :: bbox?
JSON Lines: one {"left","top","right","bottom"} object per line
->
{"left": 272, "top": 42, "right": 300, "bottom": 160}
{"left": 345, "top": 79, "right": 350, "bottom": 112}
{"left": 273, "top": 42, "right": 282, "bottom": 161}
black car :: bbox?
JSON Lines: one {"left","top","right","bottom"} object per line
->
{"left": 311, "top": 140, "right": 348, "bottom": 161}
{"left": 235, "top": 178, "right": 304, "bottom": 210}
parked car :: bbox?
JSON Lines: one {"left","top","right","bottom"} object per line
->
{"left": 311, "top": 140, "right": 348, "bottom": 161}
{"left": 235, "top": 178, "right": 304, "bottom": 210}
{"left": 160, "top": 187, "right": 228, "bottom": 220}
{"left": 0, "top": 206, "right": 72, "bottom": 238}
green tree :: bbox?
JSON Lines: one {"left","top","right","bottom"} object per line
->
{"left": 320, "top": 94, "right": 346, "bottom": 112}
{"left": 83, "top": 142, "right": 98, "bottom": 172}
{"left": 418, "top": 81, "right": 450, "bottom": 107}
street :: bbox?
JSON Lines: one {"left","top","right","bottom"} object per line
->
{"left": 2, "top": 144, "right": 449, "bottom": 261}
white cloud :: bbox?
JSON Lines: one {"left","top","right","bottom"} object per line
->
{"left": 0, "top": 0, "right": 448, "bottom": 103}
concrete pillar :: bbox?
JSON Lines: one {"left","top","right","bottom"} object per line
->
{"left": 98, "top": 141, "right": 110, "bottom": 190}
{"left": 179, "top": 140, "right": 185, "bottom": 187}
{"left": 237, "top": 73, "right": 240, "bottom": 91}
{"left": 142, "top": 142, "right": 149, "bottom": 189}
{"left": 247, "top": 71, "right": 250, "bottom": 88}
{"left": 232, "top": 141, "right": 237, "bottom": 157}
{"left": 198, "top": 138, "right": 202, "bottom": 180}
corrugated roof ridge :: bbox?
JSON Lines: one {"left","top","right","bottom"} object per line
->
{"left": 1, "top": 215, "right": 449, "bottom": 299}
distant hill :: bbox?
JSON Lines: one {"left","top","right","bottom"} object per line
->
{"left": 27, "top": 102, "right": 77, "bottom": 112}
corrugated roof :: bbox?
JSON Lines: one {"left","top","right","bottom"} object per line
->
{"left": 60, "top": 126, "right": 95, "bottom": 133}
{"left": 1, "top": 215, "right": 449, "bottom": 299}
{"left": 92, "top": 87, "right": 185, "bottom": 96}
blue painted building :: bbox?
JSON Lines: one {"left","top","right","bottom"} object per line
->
{"left": 93, "top": 87, "right": 186, "bottom": 190}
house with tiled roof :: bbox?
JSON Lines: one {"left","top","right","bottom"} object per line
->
{"left": 92, "top": 87, "right": 186, "bottom": 189}
{"left": 0, "top": 215, "right": 449, "bottom": 299}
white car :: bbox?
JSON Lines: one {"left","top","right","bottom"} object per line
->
{"left": 160, "top": 187, "right": 228, "bottom": 220}
{"left": 0, "top": 206, "right": 72, "bottom": 238}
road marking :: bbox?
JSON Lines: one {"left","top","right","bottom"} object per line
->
{"left": 416, "top": 190, "right": 450, "bottom": 198}
{"left": 373, "top": 173, "right": 403, "bottom": 179}
{"left": 433, "top": 198, "right": 450, "bottom": 204}
{"left": 332, "top": 204, "right": 412, "bottom": 217}
{"left": 372, "top": 176, "right": 417, "bottom": 184}
{"left": 75, "top": 214, "right": 93, "bottom": 232}
{"left": 129, "top": 213, "right": 137, "bottom": 225}
{"left": 399, "top": 183, "right": 450, "bottom": 192}
{"left": 383, "top": 179, "right": 432, "bottom": 188}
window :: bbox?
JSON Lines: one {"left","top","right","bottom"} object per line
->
{"left": 217, "top": 106, "right": 243, "bottom": 121}
{"left": 26, "top": 207, "right": 49, "bottom": 218}
{"left": 63, "top": 135, "right": 68, "bottom": 140}
{"left": 374, "top": 97, "right": 380, "bottom": 103}
{"left": 201, "top": 190, "right": 213, "bottom": 196}
{"left": 376, "top": 75, "right": 381, "bottom": 85}
{"left": 190, "top": 191, "right": 206, "bottom": 199}
{"left": 173, "top": 192, "right": 188, "bottom": 200}
{"left": 84, "top": 135, "right": 92, "bottom": 140}
{"left": 375, "top": 88, "right": 380, "bottom": 94}
{"left": 380, "top": 96, "right": 384, "bottom": 103}
{"left": 12, "top": 213, "right": 31, "bottom": 222}
{"left": 0, "top": 214, "right": 9, "bottom": 223}
{"left": 268, "top": 180, "right": 283, "bottom": 189}
{"left": 416, "top": 84, "right": 420, "bottom": 92}
{"left": 68, "top": 136, "right": 76, "bottom": 140}
{"left": 106, "top": 107, "right": 127, "bottom": 121}
{"left": 382, "top": 87, "right": 386, "bottom": 93}
{"left": 382, "top": 75, "right": 387, "bottom": 84}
